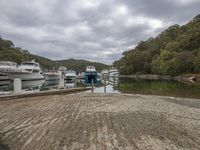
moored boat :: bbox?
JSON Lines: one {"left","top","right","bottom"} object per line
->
{"left": 44, "top": 70, "right": 59, "bottom": 81}
{"left": 8, "top": 60, "right": 44, "bottom": 81}
{"left": 65, "top": 70, "right": 77, "bottom": 83}
{"left": 84, "top": 66, "right": 99, "bottom": 85}
{"left": 101, "top": 69, "right": 109, "bottom": 77}
{"left": 109, "top": 68, "right": 119, "bottom": 77}
{"left": 0, "top": 61, "right": 17, "bottom": 85}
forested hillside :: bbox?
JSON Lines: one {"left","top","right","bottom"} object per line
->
{"left": 57, "top": 59, "right": 109, "bottom": 72}
{"left": 114, "top": 14, "right": 200, "bottom": 75}
{"left": 0, "top": 37, "right": 108, "bottom": 71}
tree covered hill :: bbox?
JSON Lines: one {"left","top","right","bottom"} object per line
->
{"left": 0, "top": 37, "right": 108, "bottom": 71}
{"left": 114, "top": 14, "right": 200, "bottom": 75}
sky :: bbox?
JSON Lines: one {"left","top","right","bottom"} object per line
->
{"left": 0, "top": 0, "right": 200, "bottom": 64}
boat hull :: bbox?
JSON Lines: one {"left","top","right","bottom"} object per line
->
{"left": 0, "top": 79, "right": 10, "bottom": 86}
{"left": 65, "top": 76, "right": 77, "bottom": 83}
{"left": 84, "top": 72, "right": 99, "bottom": 85}
{"left": 109, "top": 72, "right": 119, "bottom": 77}
{"left": 8, "top": 72, "right": 44, "bottom": 81}
{"left": 44, "top": 74, "right": 59, "bottom": 81}
{"left": 43, "top": 80, "right": 59, "bottom": 87}
{"left": 0, "top": 73, "right": 10, "bottom": 86}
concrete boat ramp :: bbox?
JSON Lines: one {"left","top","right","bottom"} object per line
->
{"left": 0, "top": 93, "right": 200, "bottom": 149}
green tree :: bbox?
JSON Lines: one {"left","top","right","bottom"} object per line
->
{"left": 174, "top": 51, "right": 195, "bottom": 74}
{"left": 151, "top": 50, "right": 176, "bottom": 75}
{"left": 194, "top": 50, "right": 200, "bottom": 72}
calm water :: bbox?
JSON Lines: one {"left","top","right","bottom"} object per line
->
{"left": 91, "top": 78, "right": 200, "bottom": 99}
{"left": 1, "top": 78, "right": 200, "bottom": 99}
{"left": 115, "top": 78, "right": 200, "bottom": 99}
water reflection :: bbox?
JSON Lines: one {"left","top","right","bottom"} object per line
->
{"left": 0, "top": 79, "right": 79, "bottom": 95}
{"left": 85, "top": 76, "right": 120, "bottom": 93}
{"left": 0, "top": 80, "right": 45, "bottom": 94}
{"left": 116, "top": 78, "right": 200, "bottom": 99}
{"left": 0, "top": 80, "right": 44, "bottom": 91}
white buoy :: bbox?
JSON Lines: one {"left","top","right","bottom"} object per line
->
{"left": 14, "top": 78, "right": 22, "bottom": 94}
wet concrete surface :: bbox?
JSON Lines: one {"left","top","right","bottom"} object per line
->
{"left": 0, "top": 93, "right": 199, "bottom": 150}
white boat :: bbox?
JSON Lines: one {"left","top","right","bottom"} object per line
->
{"left": 84, "top": 66, "right": 99, "bottom": 85}
{"left": 101, "top": 69, "right": 109, "bottom": 77}
{"left": 109, "top": 68, "right": 119, "bottom": 77}
{"left": 8, "top": 60, "right": 44, "bottom": 81}
{"left": 44, "top": 71, "right": 59, "bottom": 81}
{"left": 0, "top": 61, "right": 17, "bottom": 85}
{"left": 65, "top": 70, "right": 77, "bottom": 83}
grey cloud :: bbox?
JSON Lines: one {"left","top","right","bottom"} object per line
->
{"left": 0, "top": 0, "right": 200, "bottom": 64}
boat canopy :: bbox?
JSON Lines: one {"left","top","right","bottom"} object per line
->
{"left": 86, "top": 66, "right": 96, "bottom": 72}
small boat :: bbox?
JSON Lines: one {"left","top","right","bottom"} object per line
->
{"left": 8, "top": 60, "right": 44, "bottom": 81}
{"left": 101, "top": 69, "right": 109, "bottom": 77}
{"left": 84, "top": 66, "right": 99, "bottom": 85}
{"left": 65, "top": 70, "right": 77, "bottom": 83}
{"left": 109, "top": 68, "right": 119, "bottom": 77}
{"left": 0, "top": 61, "right": 17, "bottom": 86}
{"left": 43, "top": 70, "right": 59, "bottom": 81}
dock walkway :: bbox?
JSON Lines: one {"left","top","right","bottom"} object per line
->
{"left": 0, "top": 93, "right": 200, "bottom": 149}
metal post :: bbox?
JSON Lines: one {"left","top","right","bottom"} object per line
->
{"left": 91, "top": 78, "right": 94, "bottom": 93}
{"left": 104, "top": 77, "right": 106, "bottom": 93}
{"left": 14, "top": 78, "right": 21, "bottom": 94}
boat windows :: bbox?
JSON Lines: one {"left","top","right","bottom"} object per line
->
{"left": 25, "top": 69, "right": 32, "bottom": 72}
{"left": 33, "top": 70, "right": 39, "bottom": 73}
{"left": 23, "top": 63, "right": 35, "bottom": 66}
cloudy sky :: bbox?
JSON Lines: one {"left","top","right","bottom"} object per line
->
{"left": 0, "top": 0, "right": 200, "bottom": 64}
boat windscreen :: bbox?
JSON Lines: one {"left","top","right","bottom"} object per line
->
{"left": 22, "top": 63, "right": 35, "bottom": 66}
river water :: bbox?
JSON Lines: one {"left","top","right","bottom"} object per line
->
{"left": 88, "top": 78, "right": 200, "bottom": 99}
{"left": 1, "top": 78, "right": 200, "bottom": 99}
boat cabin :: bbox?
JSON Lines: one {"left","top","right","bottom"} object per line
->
{"left": 19, "top": 61, "right": 42, "bottom": 73}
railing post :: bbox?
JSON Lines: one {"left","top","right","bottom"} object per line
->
{"left": 58, "top": 71, "right": 65, "bottom": 89}
{"left": 14, "top": 78, "right": 21, "bottom": 94}
{"left": 91, "top": 78, "right": 94, "bottom": 93}
{"left": 104, "top": 77, "right": 106, "bottom": 93}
